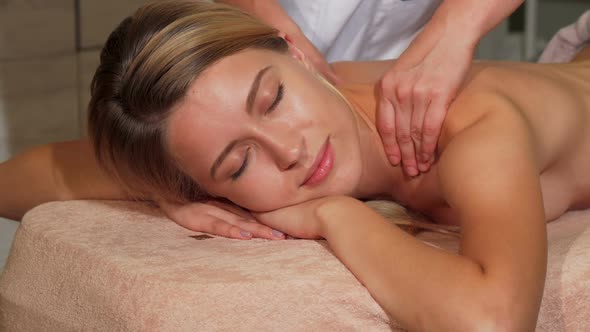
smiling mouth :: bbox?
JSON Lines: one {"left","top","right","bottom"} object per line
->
{"left": 302, "top": 137, "right": 334, "bottom": 187}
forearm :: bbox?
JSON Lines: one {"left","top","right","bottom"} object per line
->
{"left": 435, "top": 0, "right": 524, "bottom": 46}
{"left": 318, "top": 198, "right": 528, "bottom": 331}
{"left": 0, "top": 140, "right": 127, "bottom": 220}
{"left": 216, "top": 0, "right": 300, "bottom": 35}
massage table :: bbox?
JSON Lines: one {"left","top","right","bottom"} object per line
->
{"left": 1, "top": 200, "right": 588, "bottom": 331}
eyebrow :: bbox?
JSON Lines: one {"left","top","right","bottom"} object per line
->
{"left": 209, "top": 65, "right": 272, "bottom": 180}
{"left": 246, "top": 65, "right": 272, "bottom": 115}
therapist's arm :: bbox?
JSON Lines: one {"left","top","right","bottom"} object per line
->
{"left": 377, "top": 0, "right": 524, "bottom": 176}
{"left": 216, "top": 0, "right": 339, "bottom": 83}
{"left": 0, "top": 140, "right": 126, "bottom": 220}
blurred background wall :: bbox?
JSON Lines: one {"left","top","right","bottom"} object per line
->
{"left": 0, "top": 0, "right": 152, "bottom": 163}
{"left": 0, "top": 0, "right": 152, "bottom": 271}
{"left": 477, "top": 0, "right": 590, "bottom": 61}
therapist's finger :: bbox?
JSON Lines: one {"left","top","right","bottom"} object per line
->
{"left": 394, "top": 84, "right": 418, "bottom": 177}
{"left": 421, "top": 92, "right": 449, "bottom": 165}
{"left": 376, "top": 96, "right": 400, "bottom": 165}
{"left": 411, "top": 85, "right": 428, "bottom": 172}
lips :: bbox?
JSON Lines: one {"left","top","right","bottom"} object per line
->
{"left": 302, "top": 137, "right": 334, "bottom": 187}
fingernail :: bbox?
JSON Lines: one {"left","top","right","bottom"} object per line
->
{"left": 421, "top": 153, "right": 430, "bottom": 163}
{"left": 272, "top": 230, "right": 284, "bottom": 238}
{"left": 389, "top": 155, "right": 400, "bottom": 165}
{"left": 240, "top": 231, "right": 252, "bottom": 238}
{"left": 406, "top": 166, "right": 418, "bottom": 177}
{"left": 418, "top": 163, "right": 430, "bottom": 172}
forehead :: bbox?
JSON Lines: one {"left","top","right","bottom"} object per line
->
{"left": 175, "top": 49, "right": 285, "bottom": 115}
{"left": 173, "top": 48, "right": 288, "bottom": 124}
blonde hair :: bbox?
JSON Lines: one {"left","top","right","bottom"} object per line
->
{"left": 89, "top": 0, "right": 287, "bottom": 202}
{"left": 88, "top": 0, "right": 459, "bottom": 237}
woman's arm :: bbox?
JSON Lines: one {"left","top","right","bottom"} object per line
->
{"left": 0, "top": 140, "right": 126, "bottom": 220}
{"left": 318, "top": 97, "right": 546, "bottom": 331}
{"left": 0, "top": 141, "right": 284, "bottom": 240}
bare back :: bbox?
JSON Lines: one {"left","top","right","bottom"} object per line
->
{"left": 333, "top": 52, "right": 590, "bottom": 223}
{"left": 442, "top": 59, "right": 590, "bottom": 221}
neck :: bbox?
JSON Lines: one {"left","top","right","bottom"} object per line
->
{"left": 339, "top": 84, "right": 424, "bottom": 204}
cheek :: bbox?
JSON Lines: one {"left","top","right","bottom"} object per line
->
{"left": 219, "top": 160, "right": 296, "bottom": 211}
{"left": 226, "top": 177, "right": 291, "bottom": 212}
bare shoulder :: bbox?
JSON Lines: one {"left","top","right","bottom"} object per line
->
{"left": 437, "top": 87, "right": 521, "bottom": 154}
{"left": 331, "top": 60, "right": 395, "bottom": 85}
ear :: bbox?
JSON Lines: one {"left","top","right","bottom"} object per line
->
{"left": 277, "top": 31, "right": 313, "bottom": 70}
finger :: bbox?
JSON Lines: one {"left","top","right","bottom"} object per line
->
{"left": 234, "top": 218, "right": 285, "bottom": 240}
{"left": 411, "top": 86, "right": 428, "bottom": 172}
{"left": 183, "top": 215, "right": 252, "bottom": 240}
{"left": 421, "top": 94, "right": 449, "bottom": 169}
{"left": 207, "top": 217, "right": 254, "bottom": 240}
{"left": 206, "top": 200, "right": 253, "bottom": 220}
{"left": 205, "top": 203, "right": 284, "bottom": 240}
{"left": 377, "top": 94, "right": 401, "bottom": 165}
{"left": 394, "top": 85, "right": 419, "bottom": 177}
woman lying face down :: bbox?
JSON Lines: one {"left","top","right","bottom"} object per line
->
{"left": 89, "top": 1, "right": 590, "bottom": 330}
{"left": 90, "top": 0, "right": 401, "bottom": 213}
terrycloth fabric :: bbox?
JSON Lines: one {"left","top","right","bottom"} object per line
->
{"left": 538, "top": 10, "right": 590, "bottom": 63}
{"left": 1, "top": 201, "right": 589, "bottom": 331}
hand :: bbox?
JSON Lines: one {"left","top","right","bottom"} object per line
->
{"left": 377, "top": 32, "right": 474, "bottom": 176}
{"left": 159, "top": 200, "right": 285, "bottom": 240}
{"left": 288, "top": 31, "right": 341, "bottom": 84}
{"left": 253, "top": 196, "right": 353, "bottom": 239}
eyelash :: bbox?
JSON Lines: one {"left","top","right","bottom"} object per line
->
{"left": 231, "top": 83, "right": 285, "bottom": 181}
{"left": 266, "top": 82, "right": 284, "bottom": 114}
{"left": 231, "top": 147, "right": 251, "bottom": 181}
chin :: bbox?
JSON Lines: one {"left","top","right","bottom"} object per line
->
{"left": 323, "top": 165, "right": 362, "bottom": 198}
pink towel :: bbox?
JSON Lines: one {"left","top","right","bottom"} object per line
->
{"left": 1, "top": 201, "right": 589, "bottom": 331}
{"left": 539, "top": 10, "right": 590, "bottom": 63}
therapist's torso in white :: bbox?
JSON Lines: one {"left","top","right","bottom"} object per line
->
{"left": 278, "top": 0, "right": 442, "bottom": 62}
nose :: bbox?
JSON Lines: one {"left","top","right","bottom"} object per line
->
{"left": 255, "top": 126, "right": 305, "bottom": 171}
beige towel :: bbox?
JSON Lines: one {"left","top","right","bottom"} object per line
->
{"left": 1, "top": 201, "right": 589, "bottom": 331}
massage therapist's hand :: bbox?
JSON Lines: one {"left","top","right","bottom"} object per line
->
{"left": 376, "top": 0, "right": 523, "bottom": 176}
{"left": 377, "top": 34, "right": 473, "bottom": 176}
{"left": 253, "top": 196, "right": 352, "bottom": 239}
{"left": 159, "top": 200, "right": 285, "bottom": 240}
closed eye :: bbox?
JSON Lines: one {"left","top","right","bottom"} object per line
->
{"left": 230, "top": 83, "right": 283, "bottom": 181}
{"left": 231, "top": 147, "right": 250, "bottom": 181}
{"left": 266, "top": 82, "right": 284, "bottom": 114}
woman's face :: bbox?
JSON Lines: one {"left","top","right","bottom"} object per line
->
{"left": 167, "top": 49, "right": 364, "bottom": 212}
